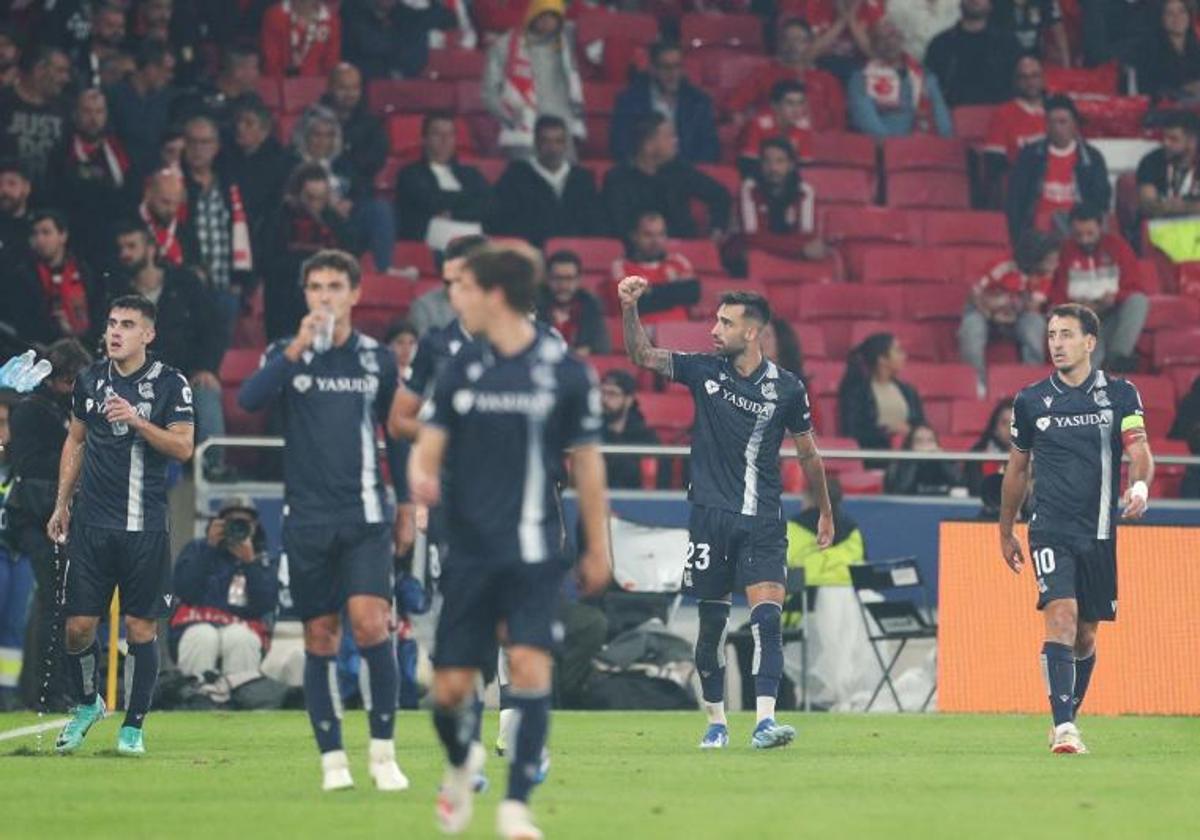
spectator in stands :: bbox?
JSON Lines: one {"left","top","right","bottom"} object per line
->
{"left": 1133, "top": 0, "right": 1200, "bottom": 102}
{"left": 887, "top": 0, "right": 964, "bottom": 60}
{"left": 738, "top": 80, "right": 814, "bottom": 176}
{"left": 260, "top": 0, "right": 342, "bottom": 78}
{"left": 837, "top": 332, "right": 927, "bottom": 451}
{"left": 990, "top": 0, "right": 1071, "bottom": 63}
{"left": 263, "top": 162, "right": 360, "bottom": 340}
{"left": 0, "top": 158, "right": 33, "bottom": 266}
{"left": 4, "top": 210, "right": 95, "bottom": 346}
{"left": 611, "top": 40, "right": 719, "bottom": 164}
{"left": 733, "top": 138, "right": 827, "bottom": 263}
{"left": 177, "top": 46, "right": 262, "bottom": 138}
{"left": 1005, "top": 95, "right": 1110, "bottom": 243}
{"left": 46, "top": 88, "right": 136, "bottom": 267}
{"left": 76, "top": 4, "right": 128, "bottom": 89}
{"left": 599, "top": 369, "right": 663, "bottom": 490}
{"left": 608, "top": 210, "right": 696, "bottom": 321}
{"left": 847, "top": 21, "right": 953, "bottom": 139}
{"left": 171, "top": 497, "right": 278, "bottom": 680}
{"left": 106, "top": 40, "right": 176, "bottom": 178}
{"left": 0, "top": 26, "right": 18, "bottom": 89}
{"left": 884, "top": 423, "right": 962, "bottom": 495}
{"left": 1136, "top": 109, "right": 1200, "bottom": 219}
{"left": 226, "top": 98, "right": 293, "bottom": 258}
{"left": 394, "top": 112, "right": 495, "bottom": 241}
{"left": 602, "top": 113, "right": 731, "bottom": 240}
{"left": 0, "top": 46, "right": 71, "bottom": 187}
{"left": 1080, "top": 0, "right": 1155, "bottom": 68}
{"left": 408, "top": 234, "right": 487, "bottom": 336}
{"left": 493, "top": 115, "right": 602, "bottom": 246}
{"left": 925, "top": 0, "right": 1021, "bottom": 107}
{"left": 1050, "top": 204, "right": 1148, "bottom": 371}
{"left": 726, "top": 16, "right": 849, "bottom": 128}
{"left": 959, "top": 228, "right": 1057, "bottom": 390}
{"left": 535, "top": 250, "right": 609, "bottom": 355}
{"left": 342, "top": 0, "right": 457, "bottom": 81}
{"left": 483, "top": 0, "right": 586, "bottom": 161}
{"left": 386, "top": 319, "right": 418, "bottom": 382}
{"left": 982, "top": 55, "right": 1046, "bottom": 174}
{"left": 99, "top": 50, "right": 135, "bottom": 90}
{"left": 140, "top": 167, "right": 200, "bottom": 271}
{"left": 158, "top": 125, "right": 185, "bottom": 170}
{"left": 136, "top": 0, "right": 203, "bottom": 88}
{"left": 963, "top": 397, "right": 1013, "bottom": 496}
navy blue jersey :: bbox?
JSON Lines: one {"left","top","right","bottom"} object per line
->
{"left": 671, "top": 354, "right": 812, "bottom": 518}
{"left": 408, "top": 319, "right": 474, "bottom": 398}
{"left": 72, "top": 358, "right": 194, "bottom": 532}
{"left": 425, "top": 331, "right": 601, "bottom": 564}
{"left": 1012, "top": 370, "right": 1146, "bottom": 541}
{"left": 240, "top": 332, "right": 399, "bottom": 526}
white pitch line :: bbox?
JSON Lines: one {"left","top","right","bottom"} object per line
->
{"left": 0, "top": 718, "right": 68, "bottom": 742}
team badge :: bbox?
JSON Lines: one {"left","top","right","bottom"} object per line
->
{"left": 466, "top": 362, "right": 484, "bottom": 382}
{"left": 1093, "top": 389, "right": 1110, "bottom": 407}
{"left": 293, "top": 374, "right": 313, "bottom": 393}
{"left": 761, "top": 381, "right": 777, "bottom": 400}
{"left": 359, "top": 351, "right": 380, "bottom": 373}
{"left": 704, "top": 380, "right": 720, "bottom": 395}
{"left": 1042, "top": 395, "right": 1053, "bottom": 408}
{"left": 136, "top": 402, "right": 152, "bottom": 419}
{"left": 138, "top": 381, "right": 155, "bottom": 399}
{"left": 531, "top": 364, "right": 555, "bottom": 389}
{"left": 1036, "top": 416, "right": 1051, "bottom": 431}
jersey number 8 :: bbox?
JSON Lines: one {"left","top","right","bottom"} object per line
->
{"left": 1033, "top": 547, "right": 1056, "bottom": 576}
{"left": 685, "top": 542, "right": 711, "bottom": 571}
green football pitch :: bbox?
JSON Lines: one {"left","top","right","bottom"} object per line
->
{"left": 0, "top": 711, "right": 1196, "bottom": 839}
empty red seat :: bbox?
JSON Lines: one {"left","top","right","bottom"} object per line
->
{"left": 424, "top": 48, "right": 486, "bottom": 81}
{"left": 952, "top": 105, "right": 997, "bottom": 146}
{"left": 950, "top": 399, "right": 996, "bottom": 436}
{"left": 694, "top": 278, "right": 769, "bottom": 317}
{"left": 804, "top": 360, "right": 845, "bottom": 398}
{"left": 581, "top": 115, "right": 611, "bottom": 159}
{"left": 1153, "top": 326, "right": 1200, "bottom": 368}
{"left": 887, "top": 171, "right": 970, "bottom": 209}
{"left": 953, "top": 245, "right": 1010, "bottom": 281}
{"left": 859, "top": 245, "right": 957, "bottom": 284}
{"left": 575, "top": 9, "right": 659, "bottom": 47}
{"left": 1166, "top": 365, "right": 1200, "bottom": 397}
{"left": 281, "top": 76, "right": 326, "bottom": 114}
{"left": 1044, "top": 62, "right": 1119, "bottom": 95}
{"left": 716, "top": 54, "right": 774, "bottom": 101}
{"left": 1144, "top": 294, "right": 1200, "bottom": 331}
{"left": 804, "top": 167, "right": 876, "bottom": 205}
{"left": 368, "top": 79, "right": 456, "bottom": 114}
{"left": 882, "top": 136, "right": 968, "bottom": 173}
{"left": 219, "top": 348, "right": 264, "bottom": 386}
{"left": 391, "top": 242, "right": 438, "bottom": 276}
{"left": 359, "top": 273, "right": 415, "bottom": 309}
{"left": 638, "top": 392, "right": 695, "bottom": 433}
{"left": 921, "top": 210, "right": 1008, "bottom": 247}
{"left": 849, "top": 321, "right": 940, "bottom": 361}
{"left": 797, "top": 284, "right": 901, "bottom": 321}
{"left": 902, "top": 282, "right": 970, "bottom": 320}
{"left": 454, "top": 80, "right": 487, "bottom": 114}
{"left": 806, "top": 132, "right": 877, "bottom": 171}
{"left": 747, "top": 250, "right": 838, "bottom": 285}
{"left": 584, "top": 82, "right": 622, "bottom": 115}
{"left": 904, "top": 362, "right": 978, "bottom": 401}
{"left": 1127, "top": 375, "right": 1176, "bottom": 421}
{"left": 681, "top": 12, "right": 764, "bottom": 51}
{"left": 669, "top": 239, "right": 723, "bottom": 274}
{"left": 791, "top": 323, "right": 828, "bottom": 359}
{"left": 822, "top": 206, "right": 922, "bottom": 246}
{"left": 255, "top": 78, "right": 282, "bottom": 111}
{"left": 987, "top": 363, "right": 1042, "bottom": 399}
{"left": 839, "top": 469, "right": 885, "bottom": 494}
{"left": 545, "top": 237, "right": 624, "bottom": 272}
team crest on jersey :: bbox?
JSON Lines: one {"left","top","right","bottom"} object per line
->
{"left": 761, "top": 381, "right": 777, "bottom": 400}
{"left": 466, "top": 362, "right": 484, "bottom": 382}
{"left": 293, "top": 374, "right": 313, "bottom": 393}
{"left": 138, "top": 381, "right": 155, "bottom": 399}
{"left": 531, "top": 364, "right": 555, "bottom": 389}
{"left": 704, "top": 379, "right": 720, "bottom": 395}
{"left": 359, "top": 351, "right": 380, "bottom": 373}
{"left": 136, "top": 402, "right": 152, "bottom": 419}
{"left": 718, "top": 372, "right": 728, "bottom": 381}
{"left": 1042, "top": 395, "right": 1053, "bottom": 408}
{"left": 1093, "top": 389, "right": 1110, "bottom": 407}
{"left": 1036, "top": 416, "right": 1051, "bottom": 431}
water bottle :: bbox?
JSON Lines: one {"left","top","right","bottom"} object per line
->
{"left": 312, "top": 306, "right": 335, "bottom": 354}
{"left": 105, "top": 386, "right": 128, "bottom": 436}
{"left": 0, "top": 350, "right": 52, "bottom": 393}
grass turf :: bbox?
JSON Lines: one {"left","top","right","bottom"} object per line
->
{"left": 0, "top": 710, "right": 1196, "bottom": 839}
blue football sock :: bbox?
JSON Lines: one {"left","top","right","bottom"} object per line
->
{"left": 470, "top": 694, "right": 485, "bottom": 743}
{"left": 1073, "top": 652, "right": 1096, "bottom": 719}
{"left": 695, "top": 600, "right": 730, "bottom": 705}
{"left": 303, "top": 652, "right": 343, "bottom": 753}
{"left": 506, "top": 688, "right": 550, "bottom": 803}
{"left": 432, "top": 697, "right": 475, "bottom": 768}
{"left": 750, "top": 602, "right": 784, "bottom": 704}
{"left": 122, "top": 639, "right": 159, "bottom": 729}
{"left": 1041, "top": 642, "right": 1076, "bottom": 727}
{"left": 66, "top": 639, "right": 99, "bottom": 706}
{"left": 358, "top": 639, "right": 398, "bottom": 740}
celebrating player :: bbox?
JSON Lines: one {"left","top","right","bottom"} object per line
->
{"left": 620, "top": 277, "right": 833, "bottom": 750}
{"left": 999, "top": 303, "right": 1154, "bottom": 754}
{"left": 409, "top": 244, "right": 611, "bottom": 839}
{"left": 48, "top": 295, "right": 196, "bottom": 756}
{"left": 238, "top": 250, "right": 409, "bottom": 791}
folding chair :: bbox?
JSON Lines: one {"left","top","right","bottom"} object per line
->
{"left": 605, "top": 514, "right": 688, "bottom": 637}
{"left": 725, "top": 566, "right": 810, "bottom": 711}
{"left": 848, "top": 558, "right": 937, "bottom": 712}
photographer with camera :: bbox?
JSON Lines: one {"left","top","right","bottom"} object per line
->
{"left": 169, "top": 496, "right": 278, "bottom": 680}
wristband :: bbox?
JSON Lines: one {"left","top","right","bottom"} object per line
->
{"left": 1130, "top": 481, "right": 1148, "bottom": 502}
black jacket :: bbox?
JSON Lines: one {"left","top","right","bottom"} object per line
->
{"left": 8, "top": 390, "right": 70, "bottom": 484}
{"left": 837, "top": 378, "right": 926, "bottom": 451}
{"left": 172, "top": 538, "right": 278, "bottom": 620}
{"left": 1005, "top": 139, "right": 1111, "bottom": 243}
{"left": 224, "top": 137, "right": 296, "bottom": 251}
{"left": 924, "top": 23, "right": 1021, "bottom": 107}
{"left": 0, "top": 256, "right": 101, "bottom": 348}
{"left": 112, "top": 266, "right": 224, "bottom": 375}
{"left": 493, "top": 161, "right": 603, "bottom": 246}
{"left": 535, "top": 288, "right": 610, "bottom": 355}
{"left": 44, "top": 133, "right": 138, "bottom": 266}
{"left": 394, "top": 158, "right": 495, "bottom": 241}
{"left": 602, "top": 159, "right": 731, "bottom": 238}
{"left": 322, "top": 94, "right": 389, "bottom": 201}
{"left": 342, "top": 0, "right": 455, "bottom": 80}
{"left": 602, "top": 404, "right": 667, "bottom": 490}
{"left": 610, "top": 76, "right": 720, "bottom": 163}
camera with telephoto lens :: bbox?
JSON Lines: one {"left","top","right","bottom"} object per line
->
{"left": 221, "top": 517, "right": 253, "bottom": 549}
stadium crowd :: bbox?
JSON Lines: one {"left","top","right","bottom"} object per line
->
{"left": 2, "top": 0, "right": 1200, "bottom": 714}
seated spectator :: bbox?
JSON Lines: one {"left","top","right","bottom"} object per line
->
{"left": 611, "top": 40, "right": 719, "bottom": 164}
{"left": 963, "top": 397, "right": 1013, "bottom": 496}
{"left": 0, "top": 26, "right": 19, "bottom": 89}
{"left": 1136, "top": 110, "right": 1200, "bottom": 220}
{"left": 602, "top": 113, "right": 731, "bottom": 239}
{"left": 732, "top": 138, "right": 828, "bottom": 263}
{"left": 4, "top": 210, "right": 96, "bottom": 346}
{"left": 106, "top": 40, "right": 176, "bottom": 179}
{"left": 46, "top": 88, "right": 136, "bottom": 267}
{"left": 0, "top": 46, "right": 71, "bottom": 187}
{"left": 493, "top": 115, "right": 602, "bottom": 246}
{"left": 483, "top": 0, "right": 585, "bottom": 161}
{"left": 608, "top": 210, "right": 695, "bottom": 321}
{"left": 140, "top": 167, "right": 200, "bottom": 270}
{"left": 990, "top": 0, "right": 1070, "bottom": 63}
{"left": 737, "top": 80, "right": 814, "bottom": 176}
{"left": 260, "top": 0, "right": 341, "bottom": 78}
{"left": 958, "top": 228, "right": 1057, "bottom": 389}
{"left": 342, "top": 0, "right": 457, "bottom": 80}
{"left": 394, "top": 112, "right": 495, "bottom": 241}
{"left": 837, "top": 332, "right": 926, "bottom": 451}
{"left": 535, "top": 250, "right": 609, "bottom": 355}
{"left": 925, "top": 0, "right": 1021, "bottom": 107}
{"left": 848, "top": 21, "right": 953, "bottom": 139}
{"left": 887, "top": 0, "right": 963, "bottom": 60}
{"left": 170, "top": 497, "right": 278, "bottom": 680}
{"left": 1049, "top": 204, "right": 1148, "bottom": 371}
{"left": 264, "top": 162, "right": 361, "bottom": 341}
{"left": 98, "top": 50, "right": 135, "bottom": 90}
{"left": 982, "top": 55, "right": 1047, "bottom": 198}
{"left": 725, "top": 16, "right": 849, "bottom": 127}
{"left": 226, "top": 98, "right": 293, "bottom": 257}
{"left": 76, "top": 3, "right": 127, "bottom": 89}
{"left": 137, "top": 0, "right": 203, "bottom": 88}
{"left": 110, "top": 219, "right": 226, "bottom": 453}
{"left": 158, "top": 126, "right": 185, "bottom": 171}
{"left": 0, "top": 158, "right": 33, "bottom": 266}
{"left": 1006, "top": 95, "right": 1110, "bottom": 243}
{"left": 884, "top": 424, "right": 963, "bottom": 495}
{"left": 1133, "top": 0, "right": 1200, "bottom": 102}
{"left": 174, "top": 46, "right": 262, "bottom": 138}
{"left": 599, "top": 370, "right": 663, "bottom": 490}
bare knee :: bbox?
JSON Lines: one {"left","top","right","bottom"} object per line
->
{"left": 433, "top": 668, "right": 476, "bottom": 707}
{"left": 1043, "top": 600, "right": 1078, "bottom": 645}
{"left": 65, "top": 616, "right": 99, "bottom": 652}
{"left": 1074, "top": 623, "right": 1098, "bottom": 658}
{"left": 304, "top": 614, "right": 341, "bottom": 656}
{"left": 347, "top": 595, "right": 390, "bottom": 647}
{"left": 124, "top": 616, "right": 158, "bottom": 644}
{"left": 506, "top": 645, "right": 552, "bottom": 693}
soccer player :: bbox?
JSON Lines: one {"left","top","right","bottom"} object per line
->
{"left": 48, "top": 295, "right": 195, "bottom": 756}
{"left": 238, "top": 250, "right": 409, "bottom": 791}
{"left": 619, "top": 277, "right": 833, "bottom": 749}
{"left": 999, "top": 303, "right": 1154, "bottom": 754}
{"left": 409, "top": 244, "right": 612, "bottom": 839}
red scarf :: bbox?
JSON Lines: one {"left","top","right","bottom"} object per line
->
{"left": 548, "top": 298, "right": 584, "bottom": 346}
{"left": 35, "top": 257, "right": 90, "bottom": 336}
{"left": 141, "top": 202, "right": 185, "bottom": 265}
{"left": 285, "top": 1, "right": 333, "bottom": 73}
{"left": 70, "top": 133, "right": 130, "bottom": 187}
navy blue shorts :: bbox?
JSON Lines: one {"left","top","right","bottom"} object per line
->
{"left": 1029, "top": 536, "right": 1118, "bottom": 622}
{"left": 433, "top": 556, "right": 565, "bottom": 671}
{"left": 65, "top": 524, "right": 172, "bottom": 619}
{"left": 283, "top": 521, "right": 393, "bottom": 620}
{"left": 684, "top": 504, "right": 787, "bottom": 600}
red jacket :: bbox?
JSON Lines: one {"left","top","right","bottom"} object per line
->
{"left": 1051, "top": 234, "right": 1143, "bottom": 306}
{"left": 260, "top": 2, "right": 342, "bottom": 77}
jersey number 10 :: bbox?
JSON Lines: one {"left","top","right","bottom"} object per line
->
{"left": 1033, "top": 547, "right": 1056, "bottom": 576}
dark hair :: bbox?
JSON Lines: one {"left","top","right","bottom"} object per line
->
{"left": 838, "top": 332, "right": 896, "bottom": 398}
{"left": 134, "top": 40, "right": 170, "bottom": 71}
{"left": 649, "top": 40, "right": 682, "bottom": 65}
{"left": 719, "top": 290, "right": 771, "bottom": 324}
{"left": 384, "top": 319, "right": 417, "bottom": 345}
{"left": 759, "top": 136, "right": 798, "bottom": 162}
{"left": 1044, "top": 94, "right": 1079, "bottom": 122}
{"left": 768, "top": 316, "right": 805, "bottom": 380}
{"left": 534, "top": 114, "right": 567, "bottom": 137}
{"left": 287, "top": 161, "right": 330, "bottom": 197}
{"left": 465, "top": 245, "right": 543, "bottom": 314}
{"left": 1068, "top": 203, "right": 1105, "bottom": 225}
{"left": 770, "top": 79, "right": 806, "bottom": 102}
{"left": 601, "top": 369, "right": 637, "bottom": 395}
{"left": 45, "top": 337, "right": 93, "bottom": 383}
{"left": 109, "top": 294, "right": 158, "bottom": 323}
{"left": 974, "top": 397, "right": 1015, "bottom": 450}
{"left": 1013, "top": 228, "right": 1060, "bottom": 275}
{"left": 1161, "top": 109, "right": 1200, "bottom": 136}
{"left": 422, "top": 110, "right": 455, "bottom": 136}
{"left": 444, "top": 234, "right": 488, "bottom": 262}
{"left": 901, "top": 422, "right": 939, "bottom": 451}
{"left": 301, "top": 249, "right": 362, "bottom": 289}
{"left": 112, "top": 218, "right": 153, "bottom": 242}
{"left": 160, "top": 124, "right": 184, "bottom": 147}
{"left": 547, "top": 250, "right": 582, "bottom": 274}
{"left": 233, "top": 95, "right": 273, "bottom": 129}
{"left": 1048, "top": 303, "right": 1100, "bottom": 337}
{"left": 630, "top": 209, "right": 664, "bottom": 234}
{"left": 0, "top": 157, "right": 29, "bottom": 181}
{"left": 30, "top": 208, "right": 68, "bottom": 233}
{"left": 629, "top": 113, "right": 667, "bottom": 157}
{"left": 19, "top": 44, "right": 66, "bottom": 74}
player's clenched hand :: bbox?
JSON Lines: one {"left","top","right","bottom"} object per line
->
{"left": 1000, "top": 531, "right": 1025, "bottom": 574}
{"left": 1120, "top": 483, "right": 1149, "bottom": 520}
{"left": 617, "top": 276, "right": 649, "bottom": 309}
{"left": 104, "top": 394, "right": 143, "bottom": 429}
{"left": 287, "top": 311, "right": 325, "bottom": 357}
{"left": 47, "top": 505, "right": 70, "bottom": 545}
{"left": 816, "top": 510, "right": 834, "bottom": 549}
{"left": 576, "top": 548, "right": 612, "bottom": 597}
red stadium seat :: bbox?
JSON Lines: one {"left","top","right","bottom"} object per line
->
{"left": 1166, "top": 365, "right": 1200, "bottom": 397}
{"left": 950, "top": 399, "right": 996, "bottom": 436}
{"left": 367, "top": 79, "right": 456, "bottom": 114}
{"left": 255, "top": 78, "right": 282, "bottom": 111}
{"left": 838, "top": 469, "right": 885, "bottom": 494}
{"left": 987, "top": 363, "right": 1041, "bottom": 399}
{"left": 1135, "top": 258, "right": 1162, "bottom": 294}
{"left": 952, "top": 105, "right": 997, "bottom": 146}
{"left": 390, "top": 242, "right": 438, "bottom": 276}
{"left": 716, "top": 55, "right": 773, "bottom": 103}
{"left": 1044, "top": 62, "right": 1119, "bottom": 95}
{"left": 804, "top": 360, "right": 845, "bottom": 398}
{"left": 904, "top": 362, "right": 978, "bottom": 401}
{"left": 584, "top": 82, "right": 622, "bottom": 116}
{"left": 952, "top": 245, "right": 1010, "bottom": 282}
{"left": 1144, "top": 294, "right": 1200, "bottom": 331}
{"left": 882, "top": 136, "right": 968, "bottom": 173}
{"left": 849, "top": 321, "right": 940, "bottom": 361}
{"left": 921, "top": 210, "right": 1009, "bottom": 247}
{"left": 281, "top": 76, "right": 326, "bottom": 115}
{"left": 605, "top": 317, "right": 625, "bottom": 354}
{"left": 797, "top": 284, "right": 901, "bottom": 321}
{"left": 638, "top": 392, "right": 695, "bottom": 433}
{"left": 680, "top": 13, "right": 764, "bottom": 51}
{"left": 1127, "top": 375, "right": 1177, "bottom": 423}
{"left": 747, "top": 250, "right": 838, "bottom": 284}
{"left": 581, "top": 115, "right": 611, "bottom": 159}
{"left": 804, "top": 167, "right": 876, "bottom": 206}
{"left": 222, "top": 387, "right": 267, "bottom": 437}
{"left": 219, "top": 348, "right": 263, "bottom": 386}
{"left": 694, "top": 278, "right": 769, "bottom": 317}
{"left": 791, "top": 324, "right": 828, "bottom": 359}
{"left": 939, "top": 434, "right": 979, "bottom": 452}
{"left": 424, "top": 48, "right": 486, "bottom": 81}
{"left": 858, "top": 245, "right": 957, "bottom": 284}
{"left": 887, "top": 171, "right": 970, "bottom": 209}
{"left": 375, "top": 155, "right": 405, "bottom": 196}
{"left": 454, "top": 80, "right": 487, "bottom": 114}
{"left": 359, "top": 273, "right": 416, "bottom": 309}
{"left": 822, "top": 206, "right": 922, "bottom": 246}
{"left": 902, "top": 283, "right": 970, "bottom": 321}
{"left": 695, "top": 163, "right": 741, "bottom": 197}
{"left": 669, "top": 239, "right": 723, "bottom": 274}
{"left": 1153, "top": 327, "right": 1200, "bottom": 368}
{"left": 545, "top": 237, "right": 624, "bottom": 273}
{"left": 654, "top": 321, "right": 714, "bottom": 352}
{"left": 575, "top": 9, "right": 659, "bottom": 47}
{"left": 806, "top": 132, "right": 877, "bottom": 171}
